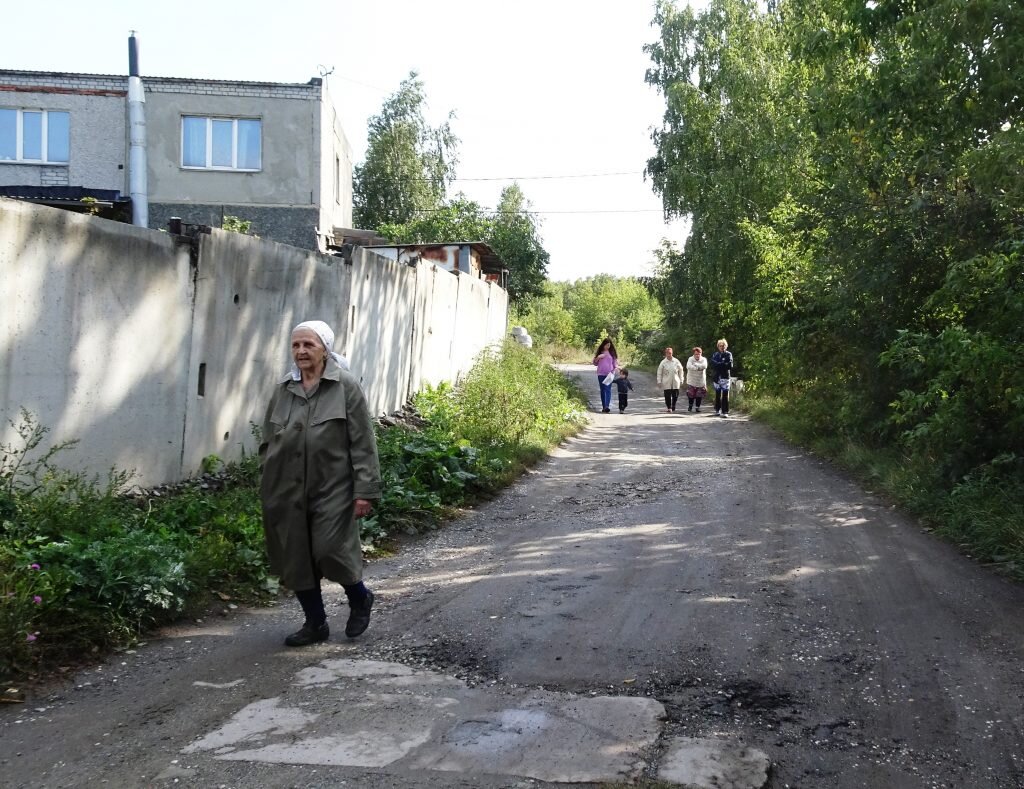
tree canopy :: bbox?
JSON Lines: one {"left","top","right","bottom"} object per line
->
{"left": 377, "top": 185, "right": 549, "bottom": 304}
{"left": 353, "top": 72, "right": 458, "bottom": 229}
{"left": 358, "top": 76, "right": 550, "bottom": 304}
{"left": 646, "top": 0, "right": 1023, "bottom": 548}
{"left": 515, "top": 275, "right": 663, "bottom": 356}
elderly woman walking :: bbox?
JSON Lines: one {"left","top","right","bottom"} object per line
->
{"left": 711, "top": 338, "right": 735, "bottom": 417}
{"left": 656, "top": 347, "right": 686, "bottom": 412}
{"left": 685, "top": 346, "right": 708, "bottom": 412}
{"left": 259, "top": 320, "right": 382, "bottom": 646}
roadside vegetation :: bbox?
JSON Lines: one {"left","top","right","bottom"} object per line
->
{"left": 0, "top": 341, "right": 587, "bottom": 682}
{"left": 637, "top": 0, "right": 1023, "bottom": 576}
{"left": 512, "top": 275, "right": 664, "bottom": 367}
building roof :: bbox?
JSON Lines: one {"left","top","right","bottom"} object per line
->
{"left": 0, "top": 69, "right": 322, "bottom": 89}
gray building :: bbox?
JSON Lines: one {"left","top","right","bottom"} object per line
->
{"left": 0, "top": 69, "right": 352, "bottom": 249}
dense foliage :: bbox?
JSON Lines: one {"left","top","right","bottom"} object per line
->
{"left": 354, "top": 75, "right": 549, "bottom": 303}
{"left": 1, "top": 344, "right": 586, "bottom": 679}
{"left": 514, "top": 275, "right": 664, "bottom": 362}
{"left": 378, "top": 186, "right": 550, "bottom": 303}
{"left": 353, "top": 71, "right": 458, "bottom": 229}
{"left": 646, "top": 0, "right": 1023, "bottom": 569}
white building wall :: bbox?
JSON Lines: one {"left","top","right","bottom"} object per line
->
{"left": 318, "top": 80, "right": 353, "bottom": 237}
{"left": 0, "top": 77, "right": 126, "bottom": 192}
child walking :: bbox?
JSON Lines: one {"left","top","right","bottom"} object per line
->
{"left": 614, "top": 369, "right": 634, "bottom": 414}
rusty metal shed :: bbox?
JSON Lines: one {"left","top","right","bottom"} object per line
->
{"left": 361, "top": 241, "right": 508, "bottom": 289}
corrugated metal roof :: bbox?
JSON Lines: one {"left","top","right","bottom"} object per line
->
{"left": 0, "top": 185, "right": 127, "bottom": 204}
{"left": 0, "top": 69, "right": 321, "bottom": 89}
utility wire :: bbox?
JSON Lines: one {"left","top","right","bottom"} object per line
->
{"left": 451, "top": 171, "right": 642, "bottom": 182}
{"left": 410, "top": 207, "right": 667, "bottom": 215}
{"left": 360, "top": 170, "right": 645, "bottom": 183}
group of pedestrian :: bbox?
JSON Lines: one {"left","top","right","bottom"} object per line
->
{"left": 657, "top": 341, "right": 734, "bottom": 416}
{"left": 593, "top": 338, "right": 735, "bottom": 417}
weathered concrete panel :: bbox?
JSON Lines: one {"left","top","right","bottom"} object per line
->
{"left": 420, "top": 264, "right": 461, "bottom": 388}
{"left": 0, "top": 198, "right": 191, "bottom": 486}
{"left": 348, "top": 248, "right": 416, "bottom": 415}
{"left": 184, "top": 659, "right": 664, "bottom": 783}
{"left": 0, "top": 199, "right": 508, "bottom": 485}
{"left": 179, "top": 229, "right": 350, "bottom": 474}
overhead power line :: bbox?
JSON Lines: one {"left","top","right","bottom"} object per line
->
{"left": 410, "top": 207, "right": 666, "bottom": 216}
{"left": 358, "top": 171, "right": 646, "bottom": 184}
{"left": 451, "top": 171, "right": 643, "bottom": 182}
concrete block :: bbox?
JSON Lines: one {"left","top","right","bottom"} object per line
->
{"left": 659, "top": 737, "right": 770, "bottom": 788}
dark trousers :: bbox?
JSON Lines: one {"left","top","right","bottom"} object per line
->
{"left": 687, "top": 395, "right": 703, "bottom": 409}
{"left": 663, "top": 389, "right": 679, "bottom": 410}
{"left": 618, "top": 392, "right": 629, "bottom": 412}
{"left": 715, "top": 388, "right": 729, "bottom": 414}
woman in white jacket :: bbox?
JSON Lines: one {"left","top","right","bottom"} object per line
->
{"left": 685, "top": 346, "right": 709, "bottom": 412}
{"left": 656, "top": 347, "right": 686, "bottom": 412}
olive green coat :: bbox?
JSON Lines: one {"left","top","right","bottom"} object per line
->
{"left": 258, "top": 358, "right": 381, "bottom": 591}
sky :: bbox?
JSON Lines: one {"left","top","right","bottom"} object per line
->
{"left": 3, "top": 0, "right": 704, "bottom": 282}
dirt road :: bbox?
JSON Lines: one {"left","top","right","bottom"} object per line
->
{"left": 3, "top": 366, "right": 1023, "bottom": 788}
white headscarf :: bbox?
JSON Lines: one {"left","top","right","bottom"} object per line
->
{"left": 287, "top": 320, "right": 351, "bottom": 381}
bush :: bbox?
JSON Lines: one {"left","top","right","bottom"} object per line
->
{"left": 416, "top": 340, "right": 587, "bottom": 458}
{"left": 0, "top": 413, "right": 271, "bottom": 678}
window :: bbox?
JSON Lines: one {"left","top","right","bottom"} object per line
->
{"left": 0, "top": 109, "right": 70, "bottom": 164}
{"left": 181, "top": 116, "right": 261, "bottom": 171}
{"left": 334, "top": 155, "right": 341, "bottom": 204}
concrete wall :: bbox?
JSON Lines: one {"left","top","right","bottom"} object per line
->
{"left": 0, "top": 198, "right": 508, "bottom": 487}
{"left": 0, "top": 197, "right": 192, "bottom": 484}
{"left": 179, "top": 230, "right": 351, "bottom": 474}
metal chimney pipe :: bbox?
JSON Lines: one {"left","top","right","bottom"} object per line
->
{"left": 127, "top": 32, "right": 149, "bottom": 228}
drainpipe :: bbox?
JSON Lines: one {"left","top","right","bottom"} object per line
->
{"left": 128, "top": 32, "right": 149, "bottom": 228}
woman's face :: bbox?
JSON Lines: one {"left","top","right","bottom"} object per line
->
{"left": 664, "top": 348, "right": 674, "bottom": 359}
{"left": 693, "top": 349, "right": 702, "bottom": 358}
{"left": 717, "top": 341, "right": 727, "bottom": 351}
{"left": 291, "top": 329, "right": 326, "bottom": 373}
{"left": 601, "top": 341, "right": 611, "bottom": 352}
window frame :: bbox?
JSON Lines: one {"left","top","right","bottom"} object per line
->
{"left": 180, "top": 115, "right": 262, "bottom": 172}
{"left": 0, "top": 108, "right": 70, "bottom": 165}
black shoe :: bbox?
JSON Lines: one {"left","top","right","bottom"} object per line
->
{"left": 284, "top": 621, "right": 329, "bottom": 647}
{"left": 346, "top": 590, "right": 374, "bottom": 638}
{"left": 602, "top": 408, "right": 611, "bottom": 413}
